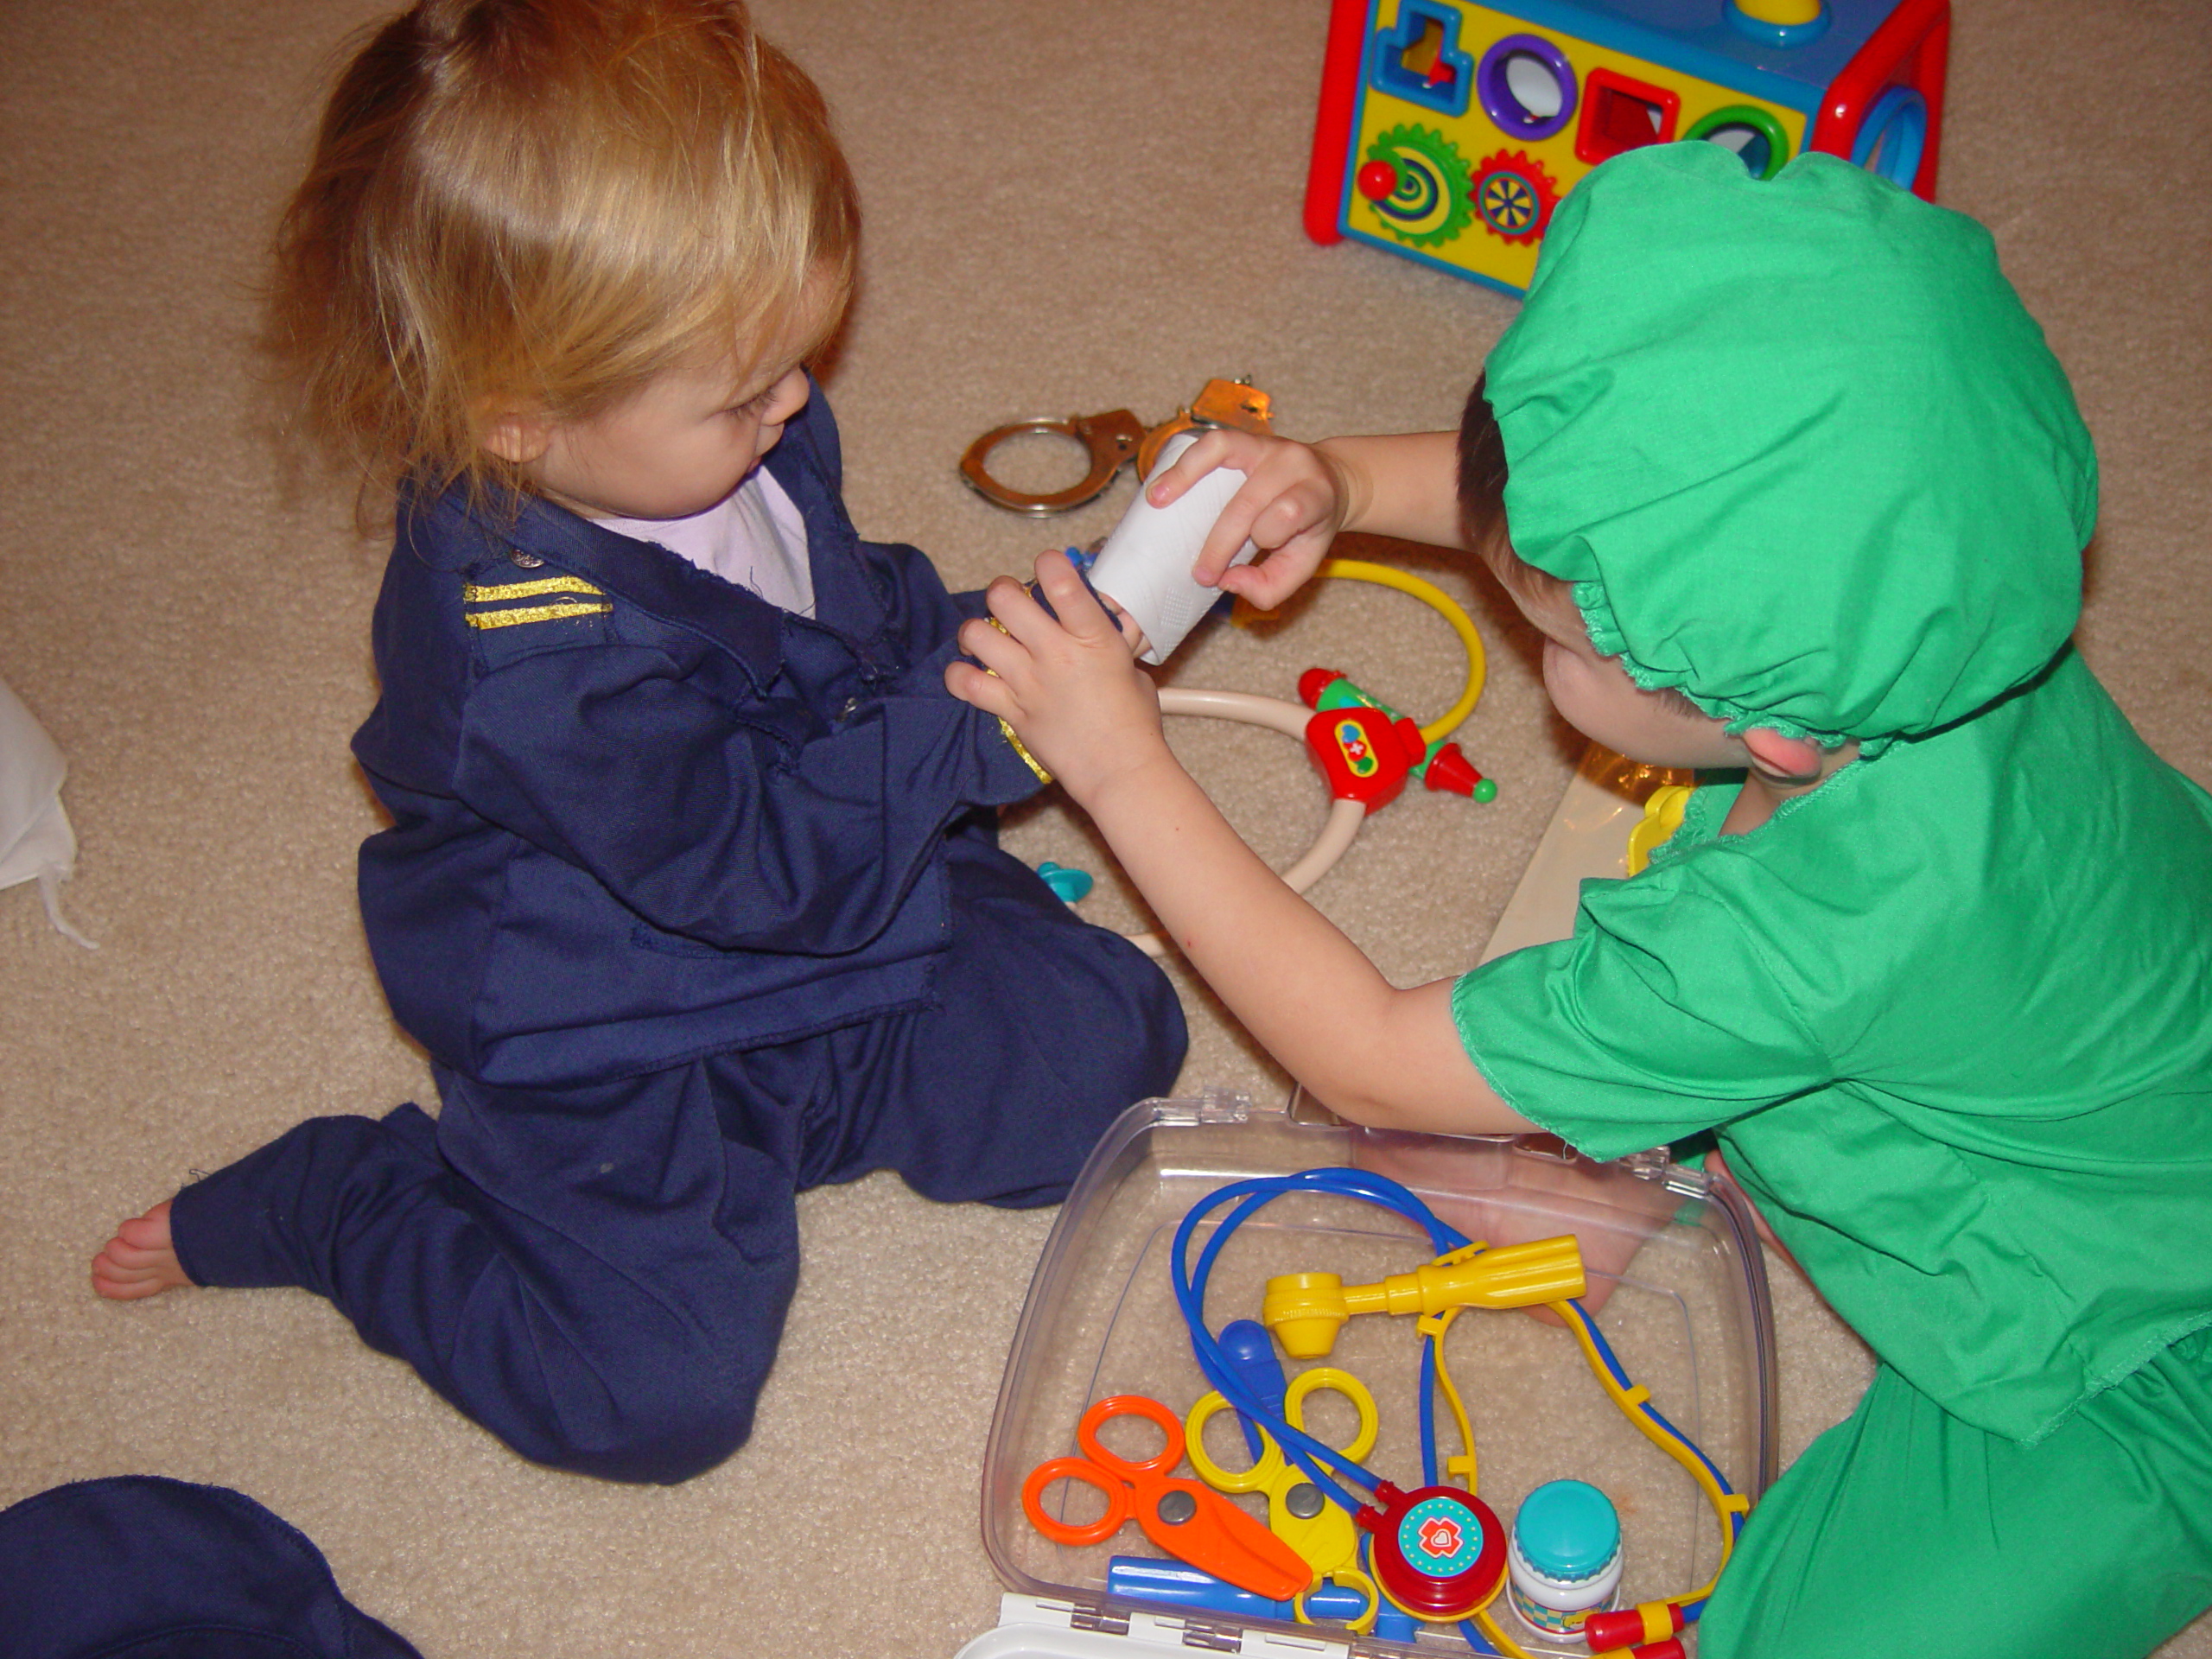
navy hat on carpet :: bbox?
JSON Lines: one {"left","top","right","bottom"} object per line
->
{"left": 0, "top": 1477, "right": 423, "bottom": 1659}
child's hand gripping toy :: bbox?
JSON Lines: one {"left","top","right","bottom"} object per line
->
{"left": 958, "top": 378, "right": 1274, "bottom": 665}
{"left": 959, "top": 385, "right": 1496, "bottom": 950}
{"left": 1085, "top": 429, "right": 1261, "bottom": 665}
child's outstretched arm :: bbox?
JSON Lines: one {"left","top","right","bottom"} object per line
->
{"left": 949, "top": 549, "right": 1532, "bottom": 1137}
{"left": 1151, "top": 429, "right": 1465, "bottom": 611}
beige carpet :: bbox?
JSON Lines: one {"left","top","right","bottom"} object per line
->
{"left": 2, "top": 0, "right": 2205, "bottom": 1652}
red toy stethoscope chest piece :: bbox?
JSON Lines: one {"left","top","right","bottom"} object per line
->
{"left": 1359, "top": 1484, "right": 1508, "bottom": 1621}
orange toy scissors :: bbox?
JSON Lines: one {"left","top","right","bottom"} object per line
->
{"left": 1021, "top": 1395, "right": 1313, "bottom": 1601}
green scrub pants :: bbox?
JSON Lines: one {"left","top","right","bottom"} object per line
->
{"left": 1698, "top": 1325, "right": 2212, "bottom": 1659}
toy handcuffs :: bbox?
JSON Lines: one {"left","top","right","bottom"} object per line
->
{"left": 959, "top": 378, "right": 1275, "bottom": 513}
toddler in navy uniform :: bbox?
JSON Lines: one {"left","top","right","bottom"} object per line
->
{"left": 92, "top": 0, "right": 1185, "bottom": 1484}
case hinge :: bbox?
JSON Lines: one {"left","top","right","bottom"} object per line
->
{"left": 1151, "top": 1086, "right": 1254, "bottom": 1127}
{"left": 1177, "top": 1621, "right": 1244, "bottom": 1652}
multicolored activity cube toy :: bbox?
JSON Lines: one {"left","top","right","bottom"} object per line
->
{"left": 1305, "top": 0, "right": 1949, "bottom": 296}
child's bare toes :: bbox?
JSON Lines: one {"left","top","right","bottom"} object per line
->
{"left": 113, "top": 1207, "right": 173, "bottom": 1250}
{"left": 91, "top": 1199, "right": 192, "bottom": 1300}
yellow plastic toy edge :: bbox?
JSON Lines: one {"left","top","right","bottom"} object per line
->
{"left": 1414, "top": 1261, "right": 1745, "bottom": 1652}
{"left": 1554, "top": 1296, "right": 1748, "bottom": 1611}
{"left": 1625, "top": 781, "right": 1694, "bottom": 875}
{"left": 1313, "top": 557, "right": 1488, "bottom": 744}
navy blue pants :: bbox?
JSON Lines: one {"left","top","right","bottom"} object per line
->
{"left": 171, "top": 842, "right": 1185, "bottom": 1484}
{"left": 0, "top": 1476, "right": 423, "bottom": 1659}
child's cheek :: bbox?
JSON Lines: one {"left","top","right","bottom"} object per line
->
{"left": 1540, "top": 639, "right": 1577, "bottom": 711}
{"left": 1540, "top": 643, "right": 1614, "bottom": 747}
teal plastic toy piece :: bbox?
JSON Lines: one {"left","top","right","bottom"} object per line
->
{"left": 1036, "top": 861, "right": 1094, "bottom": 903}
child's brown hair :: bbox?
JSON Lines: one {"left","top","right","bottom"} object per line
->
{"left": 1457, "top": 372, "right": 1572, "bottom": 611}
{"left": 268, "top": 0, "right": 858, "bottom": 505}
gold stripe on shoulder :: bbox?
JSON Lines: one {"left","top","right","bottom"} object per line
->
{"left": 465, "top": 601, "right": 614, "bottom": 630}
{"left": 461, "top": 575, "right": 606, "bottom": 602}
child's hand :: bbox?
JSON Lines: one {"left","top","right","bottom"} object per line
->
{"left": 948, "top": 550, "right": 1173, "bottom": 807}
{"left": 1092, "top": 590, "right": 1151, "bottom": 661}
{"left": 1146, "top": 429, "right": 1351, "bottom": 611}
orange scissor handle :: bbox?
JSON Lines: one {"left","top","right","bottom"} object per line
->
{"left": 1022, "top": 1395, "right": 1185, "bottom": 1547}
{"left": 1022, "top": 1455, "right": 1130, "bottom": 1547}
{"left": 1023, "top": 1395, "right": 1313, "bottom": 1601}
{"left": 1077, "top": 1394, "right": 1185, "bottom": 1475}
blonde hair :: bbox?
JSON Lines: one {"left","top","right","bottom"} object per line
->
{"left": 268, "top": 0, "right": 858, "bottom": 505}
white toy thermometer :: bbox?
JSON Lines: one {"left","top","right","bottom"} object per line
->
{"left": 1085, "top": 429, "right": 1257, "bottom": 664}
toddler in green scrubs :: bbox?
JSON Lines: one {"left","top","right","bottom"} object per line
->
{"left": 950, "top": 142, "right": 2212, "bottom": 1657}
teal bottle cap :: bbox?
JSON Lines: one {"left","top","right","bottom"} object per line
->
{"left": 1512, "top": 1480, "right": 1620, "bottom": 1580}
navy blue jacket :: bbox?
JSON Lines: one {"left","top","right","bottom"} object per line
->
{"left": 351, "top": 389, "right": 1047, "bottom": 1088}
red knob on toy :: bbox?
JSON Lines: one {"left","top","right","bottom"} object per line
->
{"left": 1421, "top": 741, "right": 1493, "bottom": 799}
{"left": 1356, "top": 160, "right": 1400, "bottom": 201}
{"left": 1357, "top": 1484, "right": 1506, "bottom": 1622}
{"left": 1586, "top": 1605, "right": 1687, "bottom": 1651}
{"left": 1297, "top": 666, "right": 1344, "bottom": 709}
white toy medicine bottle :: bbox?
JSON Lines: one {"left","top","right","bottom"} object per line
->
{"left": 1507, "top": 1479, "right": 1623, "bottom": 1642}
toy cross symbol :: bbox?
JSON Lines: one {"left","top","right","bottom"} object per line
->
{"left": 1419, "top": 1515, "right": 1464, "bottom": 1558}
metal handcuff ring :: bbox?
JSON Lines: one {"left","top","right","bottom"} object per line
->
{"left": 957, "top": 378, "right": 1274, "bottom": 514}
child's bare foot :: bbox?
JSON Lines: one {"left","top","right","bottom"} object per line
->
{"left": 91, "top": 1199, "right": 194, "bottom": 1300}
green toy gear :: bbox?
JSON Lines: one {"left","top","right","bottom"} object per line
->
{"left": 1357, "top": 124, "right": 1475, "bottom": 249}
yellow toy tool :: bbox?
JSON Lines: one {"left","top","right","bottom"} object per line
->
{"left": 1626, "top": 782, "right": 1695, "bottom": 875}
{"left": 1185, "top": 1368, "right": 1385, "bottom": 1631}
{"left": 1260, "top": 1236, "right": 1587, "bottom": 1360}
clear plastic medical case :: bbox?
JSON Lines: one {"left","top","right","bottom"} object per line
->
{"left": 970, "top": 1090, "right": 1777, "bottom": 1657}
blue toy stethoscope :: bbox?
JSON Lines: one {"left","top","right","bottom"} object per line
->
{"left": 1170, "top": 1166, "right": 1749, "bottom": 1658}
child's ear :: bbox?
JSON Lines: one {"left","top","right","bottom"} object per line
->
{"left": 1739, "top": 726, "right": 1827, "bottom": 784}
{"left": 480, "top": 409, "right": 555, "bottom": 467}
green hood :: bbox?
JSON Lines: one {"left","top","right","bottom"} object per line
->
{"left": 1483, "top": 143, "right": 2097, "bottom": 747}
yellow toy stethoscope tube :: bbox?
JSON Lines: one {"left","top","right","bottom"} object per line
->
{"left": 1551, "top": 1294, "right": 1751, "bottom": 1628}
{"left": 1307, "top": 558, "right": 1488, "bottom": 746}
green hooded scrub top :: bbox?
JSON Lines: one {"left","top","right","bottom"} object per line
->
{"left": 1453, "top": 144, "right": 2212, "bottom": 1446}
